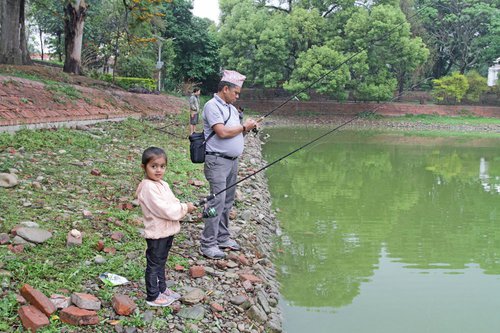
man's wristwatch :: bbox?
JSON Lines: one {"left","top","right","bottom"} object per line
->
{"left": 242, "top": 125, "right": 247, "bottom": 133}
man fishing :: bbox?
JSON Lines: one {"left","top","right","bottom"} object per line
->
{"left": 200, "top": 70, "right": 258, "bottom": 259}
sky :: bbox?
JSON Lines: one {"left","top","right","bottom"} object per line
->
{"left": 192, "top": 0, "right": 220, "bottom": 24}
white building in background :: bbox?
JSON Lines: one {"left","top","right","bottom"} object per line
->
{"left": 487, "top": 57, "right": 500, "bottom": 86}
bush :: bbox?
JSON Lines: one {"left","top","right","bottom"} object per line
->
{"left": 100, "top": 74, "right": 156, "bottom": 91}
{"left": 465, "top": 70, "right": 489, "bottom": 102}
{"left": 432, "top": 72, "right": 469, "bottom": 103}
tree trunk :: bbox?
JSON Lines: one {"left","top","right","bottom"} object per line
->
{"left": 39, "top": 27, "right": 44, "bottom": 61}
{"left": 63, "top": 0, "right": 87, "bottom": 74}
{"left": 0, "top": 0, "right": 31, "bottom": 65}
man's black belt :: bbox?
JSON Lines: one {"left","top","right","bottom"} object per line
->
{"left": 206, "top": 152, "right": 238, "bottom": 160}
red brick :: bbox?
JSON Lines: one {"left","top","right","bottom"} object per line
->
{"left": 238, "top": 254, "right": 251, "bottom": 266}
{"left": 189, "top": 265, "right": 205, "bottom": 278}
{"left": 8, "top": 244, "right": 24, "bottom": 253}
{"left": 19, "top": 284, "right": 56, "bottom": 316}
{"left": 59, "top": 306, "right": 99, "bottom": 326}
{"left": 210, "top": 302, "right": 224, "bottom": 312}
{"left": 18, "top": 305, "right": 49, "bottom": 332}
{"left": 96, "top": 240, "right": 105, "bottom": 251}
{"left": 238, "top": 273, "right": 263, "bottom": 284}
{"left": 112, "top": 294, "right": 136, "bottom": 316}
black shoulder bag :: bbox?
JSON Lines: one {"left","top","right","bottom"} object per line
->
{"left": 189, "top": 105, "right": 230, "bottom": 163}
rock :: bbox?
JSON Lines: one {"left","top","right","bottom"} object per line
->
{"left": 94, "top": 255, "right": 106, "bottom": 264}
{"left": 143, "top": 310, "right": 154, "bottom": 323}
{"left": 20, "top": 283, "right": 56, "bottom": 316}
{"left": 59, "top": 306, "right": 99, "bottom": 326}
{"left": 181, "top": 288, "right": 206, "bottom": 305}
{"left": 242, "top": 279, "right": 254, "bottom": 292}
{"left": 112, "top": 294, "right": 136, "bottom": 316}
{"left": 241, "top": 210, "right": 252, "bottom": 221}
{"left": 0, "top": 173, "right": 18, "bottom": 188}
{"left": 230, "top": 295, "right": 248, "bottom": 306}
{"left": 257, "top": 290, "right": 271, "bottom": 314}
{"left": 177, "top": 305, "right": 205, "bottom": 320}
{"left": 189, "top": 265, "right": 205, "bottom": 278}
{"left": 18, "top": 305, "right": 49, "bottom": 332}
{"left": 246, "top": 305, "right": 268, "bottom": 323}
{"left": 111, "top": 232, "right": 124, "bottom": 241}
{"left": 0, "top": 233, "right": 10, "bottom": 244}
{"left": 67, "top": 230, "right": 83, "bottom": 247}
{"left": 266, "top": 314, "right": 283, "bottom": 333}
{"left": 20, "top": 221, "right": 40, "bottom": 228}
{"left": 50, "top": 294, "right": 71, "bottom": 309}
{"left": 70, "top": 229, "right": 81, "bottom": 238}
{"left": 12, "top": 236, "right": 31, "bottom": 245}
{"left": 71, "top": 292, "right": 101, "bottom": 310}
{"left": 82, "top": 210, "right": 93, "bottom": 219}
{"left": 16, "top": 227, "right": 52, "bottom": 244}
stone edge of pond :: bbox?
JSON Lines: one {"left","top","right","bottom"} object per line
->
{"left": 237, "top": 134, "right": 284, "bottom": 332}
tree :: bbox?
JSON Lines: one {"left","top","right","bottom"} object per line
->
{"left": 416, "top": 0, "right": 500, "bottom": 78}
{"left": 63, "top": 0, "right": 88, "bottom": 74}
{"left": 284, "top": 44, "right": 351, "bottom": 100}
{"left": 161, "top": 0, "right": 220, "bottom": 89}
{"left": 0, "top": 0, "right": 31, "bottom": 64}
{"left": 344, "top": 4, "right": 428, "bottom": 100}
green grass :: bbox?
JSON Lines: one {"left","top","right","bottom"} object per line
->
{"left": 0, "top": 116, "right": 206, "bottom": 331}
{"left": 400, "top": 113, "right": 500, "bottom": 125}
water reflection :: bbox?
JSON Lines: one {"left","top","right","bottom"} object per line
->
{"left": 263, "top": 129, "right": 500, "bottom": 332}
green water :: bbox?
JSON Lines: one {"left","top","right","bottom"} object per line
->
{"left": 262, "top": 128, "right": 500, "bottom": 333}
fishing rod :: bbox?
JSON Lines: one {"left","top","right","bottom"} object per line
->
{"left": 196, "top": 77, "right": 432, "bottom": 215}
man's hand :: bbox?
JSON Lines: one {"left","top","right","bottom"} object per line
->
{"left": 243, "top": 118, "right": 258, "bottom": 132}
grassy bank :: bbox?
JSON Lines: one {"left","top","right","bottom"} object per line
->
{"left": 0, "top": 116, "right": 206, "bottom": 331}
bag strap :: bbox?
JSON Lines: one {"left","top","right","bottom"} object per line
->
{"left": 204, "top": 104, "right": 231, "bottom": 144}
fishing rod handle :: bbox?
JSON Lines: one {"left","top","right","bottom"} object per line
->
{"left": 195, "top": 194, "right": 216, "bottom": 207}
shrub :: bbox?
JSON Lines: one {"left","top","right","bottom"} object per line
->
{"left": 100, "top": 74, "right": 156, "bottom": 91}
{"left": 465, "top": 70, "right": 489, "bottom": 102}
{"left": 432, "top": 72, "right": 469, "bottom": 103}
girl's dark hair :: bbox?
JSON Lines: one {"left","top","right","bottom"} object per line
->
{"left": 142, "top": 147, "right": 167, "bottom": 165}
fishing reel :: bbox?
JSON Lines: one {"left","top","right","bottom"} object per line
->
{"left": 196, "top": 194, "right": 217, "bottom": 218}
{"left": 203, "top": 206, "right": 217, "bottom": 218}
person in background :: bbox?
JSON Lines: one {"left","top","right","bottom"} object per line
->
{"left": 136, "top": 147, "right": 196, "bottom": 306}
{"left": 238, "top": 106, "right": 244, "bottom": 125}
{"left": 189, "top": 88, "right": 201, "bottom": 134}
{"left": 199, "top": 70, "right": 258, "bottom": 259}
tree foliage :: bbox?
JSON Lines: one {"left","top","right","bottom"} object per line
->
{"left": 416, "top": 0, "right": 500, "bottom": 77}
{"left": 218, "top": 0, "right": 428, "bottom": 100}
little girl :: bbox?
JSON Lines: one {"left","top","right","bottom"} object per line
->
{"left": 136, "top": 147, "right": 196, "bottom": 306}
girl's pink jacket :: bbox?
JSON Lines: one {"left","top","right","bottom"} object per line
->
{"left": 136, "top": 179, "right": 188, "bottom": 239}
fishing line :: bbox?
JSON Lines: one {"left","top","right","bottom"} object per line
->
{"left": 196, "top": 77, "right": 432, "bottom": 209}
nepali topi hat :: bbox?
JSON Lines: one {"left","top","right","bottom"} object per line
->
{"left": 221, "top": 70, "right": 246, "bottom": 88}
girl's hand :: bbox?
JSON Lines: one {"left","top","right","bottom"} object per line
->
{"left": 186, "top": 202, "right": 196, "bottom": 213}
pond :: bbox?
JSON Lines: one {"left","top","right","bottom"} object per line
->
{"left": 262, "top": 127, "right": 500, "bottom": 333}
